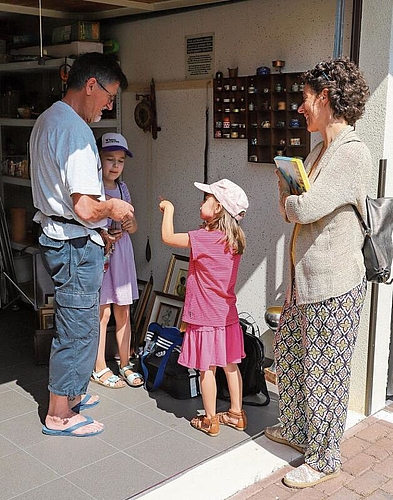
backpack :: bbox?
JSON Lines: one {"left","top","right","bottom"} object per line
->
{"left": 352, "top": 196, "right": 393, "bottom": 284}
{"left": 140, "top": 323, "right": 200, "bottom": 399}
{"left": 216, "top": 315, "right": 270, "bottom": 406}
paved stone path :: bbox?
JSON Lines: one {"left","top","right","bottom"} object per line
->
{"left": 231, "top": 403, "right": 393, "bottom": 499}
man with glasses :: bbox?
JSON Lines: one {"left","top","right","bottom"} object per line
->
{"left": 96, "top": 79, "right": 117, "bottom": 104}
{"left": 30, "top": 52, "right": 132, "bottom": 437}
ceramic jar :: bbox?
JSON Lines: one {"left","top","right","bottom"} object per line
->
{"left": 289, "top": 118, "right": 301, "bottom": 128}
{"left": 223, "top": 117, "right": 231, "bottom": 128}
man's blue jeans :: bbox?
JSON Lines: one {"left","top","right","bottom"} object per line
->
{"left": 39, "top": 233, "right": 104, "bottom": 397}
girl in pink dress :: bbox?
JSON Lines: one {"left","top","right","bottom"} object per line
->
{"left": 159, "top": 179, "right": 249, "bottom": 436}
{"left": 91, "top": 133, "right": 144, "bottom": 389}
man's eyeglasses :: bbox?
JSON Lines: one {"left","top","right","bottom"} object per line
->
{"left": 97, "top": 80, "right": 117, "bottom": 103}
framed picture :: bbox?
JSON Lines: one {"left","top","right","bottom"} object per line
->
{"left": 132, "top": 279, "right": 153, "bottom": 335}
{"left": 39, "top": 306, "right": 54, "bottom": 330}
{"left": 142, "top": 291, "right": 184, "bottom": 339}
{"left": 44, "top": 294, "right": 54, "bottom": 306}
{"left": 162, "top": 253, "right": 189, "bottom": 298}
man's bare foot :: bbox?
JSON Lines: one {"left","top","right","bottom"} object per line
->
{"left": 43, "top": 413, "right": 104, "bottom": 437}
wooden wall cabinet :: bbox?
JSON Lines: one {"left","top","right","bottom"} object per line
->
{"left": 214, "top": 72, "right": 310, "bottom": 164}
{"left": 213, "top": 76, "right": 247, "bottom": 140}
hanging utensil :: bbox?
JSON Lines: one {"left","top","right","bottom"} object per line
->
{"left": 145, "top": 237, "right": 151, "bottom": 262}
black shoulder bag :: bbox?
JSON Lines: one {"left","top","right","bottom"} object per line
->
{"left": 352, "top": 196, "right": 393, "bottom": 284}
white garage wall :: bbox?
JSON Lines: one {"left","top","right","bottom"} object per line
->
{"left": 105, "top": 0, "right": 352, "bottom": 345}
{"left": 105, "top": 0, "right": 353, "bottom": 350}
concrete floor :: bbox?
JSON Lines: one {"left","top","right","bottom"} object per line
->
{"left": 0, "top": 302, "right": 280, "bottom": 500}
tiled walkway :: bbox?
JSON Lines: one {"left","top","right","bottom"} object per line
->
{"left": 2, "top": 302, "right": 392, "bottom": 500}
{"left": 0, "top": 302, "right": 279, "bottom": 500}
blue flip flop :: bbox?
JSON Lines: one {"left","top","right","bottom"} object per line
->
{"left": 71, "top": 394, "right": 100, "bottom": 412}
{"left": 42, "top": 416, "right": 104, "bottom": 437}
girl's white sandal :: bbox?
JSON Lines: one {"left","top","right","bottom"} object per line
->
{"left": 91, "top": 367, "right": 126, "bottom": 388}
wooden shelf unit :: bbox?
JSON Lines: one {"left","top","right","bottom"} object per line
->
{"left": 213, "top": 72, "right": 310, "bottom": 164}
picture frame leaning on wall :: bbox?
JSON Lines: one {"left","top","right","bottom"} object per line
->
{"left": 39, "top": 306, "right": 55, "bottom": 330}
{"left": 141, "top": 291, "right": 185, "bottom": 341}
{"left": 131, "top": 279, "right": 153, "bottom": 334}
{"left": 162, "top": 253, "right": 189, "bottom": 298}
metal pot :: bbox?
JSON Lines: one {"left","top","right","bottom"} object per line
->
{"left": 272, "top": 60, "right": 285, "bottom": 68}
{"left": 265, "top": 306, "right": 282, "bottom": 331}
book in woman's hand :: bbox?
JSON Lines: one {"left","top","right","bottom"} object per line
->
{"left": 274, "top": 156, "right": 310, "bottom": 195}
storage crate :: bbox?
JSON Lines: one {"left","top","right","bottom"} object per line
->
{"left": 52, "top": 22, "right": 100, "bottom": 44}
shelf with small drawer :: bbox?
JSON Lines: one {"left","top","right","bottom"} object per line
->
{"left": 213, "top": 71, "right": 310, "bottom": 163}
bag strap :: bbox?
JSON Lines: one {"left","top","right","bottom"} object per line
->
{"left": 352, "top": 203, "right": 370, "bottom": 234}
{"left": 151, "top": 340, "right": 182, "bottom": 390}
{"left": 321, "top": 137, "right": 370, "bottom": 235}
{"left": 140, "top": 323, "right": 183, "bottom": 391}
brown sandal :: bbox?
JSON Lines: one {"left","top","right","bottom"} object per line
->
{"left": 190, "top": 415, "right": 220, "bottom": 437}
{"left": 217, "top": 409, "right": 247, "bottom": 431}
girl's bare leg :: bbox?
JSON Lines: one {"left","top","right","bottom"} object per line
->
{"left": 200, "top": 367, "right": 217, "bottom": 418}
{"left": 223, "top": 363, "right": 243, "bottom": 423}
{"left": 113, "top": 304, "right": 143, "bottom": 384}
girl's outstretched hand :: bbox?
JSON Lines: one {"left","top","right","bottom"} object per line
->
{"left": 158, "top": 196, "right": 189, "bottom": 248}
{"left": 159, "top": 198, "right": 174, "bottom": 213}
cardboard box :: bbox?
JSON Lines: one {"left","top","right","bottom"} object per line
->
{"left": 34, "top": 329, "right": 54, "bottom": 365}
{"left": 11, "top": 41, "right": 103, "bottom": 58}
{"left": 52, "top": 22, "right": 100, "bottom": 44}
